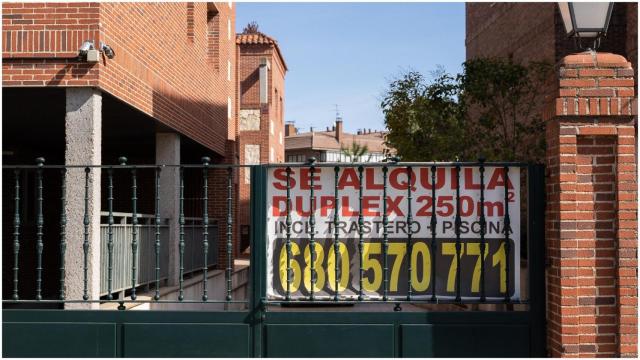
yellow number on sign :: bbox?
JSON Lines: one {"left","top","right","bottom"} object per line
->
{"left": 442, "top": 242, "right": 465, "bottom": 292}
{"left": 327, "top": 242, "right": 350, "bottom": 292}
{"left": 410, "top": 242, "right": 431, "bottom": 292}
{"left": 303, "top": 243, "right": 325, "bottom": 292}
{"left": 466, "top": 242, "right": 488, "bottom": 293}
{"left": 362, "top": 243, "right": 382, "bottom": 292}
{"left": 388, "top": 243, "right": 406, "bottom": 291}
{"left": 279, "top": 242, "right": 301, "bottom": 293}
{"left": 492, "top": 242, "right": 506, "bottom": 293}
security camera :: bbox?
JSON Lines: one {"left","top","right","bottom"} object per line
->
{"left": 78, "top": 40, "right": 95, "bottom": 56}
{"left": 100, "top": 42, "right": 116, "bottom": 59}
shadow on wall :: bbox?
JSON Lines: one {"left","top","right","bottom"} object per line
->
{"left": 150, "top": 89, "right": 230, "bottom": 163}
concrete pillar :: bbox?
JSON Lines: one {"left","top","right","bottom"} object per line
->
{"left": 156, "top": 132, "right": 181, "bottom": 285}
{"left": 544, "top": 52, "right": 637, "bottom": 357}
{"left": 64, "top": 88, "right": 102, "bottom": 308}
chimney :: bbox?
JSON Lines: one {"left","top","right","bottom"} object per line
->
{"left": 285, "top": 122, "right": 297, "bottom": 136}
{"left": 335, "top": 117, "right": 343, "bottom": 143}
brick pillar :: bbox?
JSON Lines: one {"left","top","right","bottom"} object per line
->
{"left": 544, "top": 52, "right": 637, "bottom": 357}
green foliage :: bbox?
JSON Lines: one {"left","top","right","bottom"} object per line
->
{"left": 381, "top": 71, "right": 467, "bottom": 161}
{"left": 381, "top": 58, "right": 553, "bottom": 162}
{"left": 341, "top": 141, "right": 370, "bottom": 162}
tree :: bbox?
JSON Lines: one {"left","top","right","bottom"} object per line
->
{"left": 460, "top": 58, "right": 552, "bottom": 162}
{"left": 381, "top": 58, "right": 552, "bottom": 162}
{"left": 381, "top": 70, "right": 467, "bottom": 161}
{"left": 341, "top": 141, "right": 371, "bottom": 162}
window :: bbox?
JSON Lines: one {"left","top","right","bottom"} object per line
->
{"left": 287, "top": 154, "right": 306, "bottom": 162}
{"left": 270, "top": 120, "right": 274, "bottom": 135}
{"left": 270, "top": 147, "right": 275, "bottom": 162}
{"left": 228, "top": 19, "right": 231, "bottom": 40}
{"left": 228, "top": 96, "right": 232, "bottom": 119}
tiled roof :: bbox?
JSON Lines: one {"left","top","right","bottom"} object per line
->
{"left": 236, "top": 32, "right": 288, "bottom": 71}
{"left": 285, "top": 130, "right": 389, "bottom": 153}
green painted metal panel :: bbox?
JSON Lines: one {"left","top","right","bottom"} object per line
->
{"left": 3, "top": 322, "right": 116, "bottom": 358}
{"left": 400, "top": 324, "right": 529, "bottom": 357}
{"left": 122, "top": 323, "right": 249, "bottom": 357}
{"left": 265, "top": 324, "right": 394, "bottom": 357}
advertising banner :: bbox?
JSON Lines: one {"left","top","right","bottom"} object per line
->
{"left": 265, "top": 165, "right": 520, "bottom": 301}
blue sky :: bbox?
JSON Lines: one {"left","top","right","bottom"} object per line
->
{"left": 236, "top": 2, "right": 466, "bottom": 134}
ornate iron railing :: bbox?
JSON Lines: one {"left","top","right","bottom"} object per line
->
{"left": 3, "top": 157, "right": 245, "bottom": 308}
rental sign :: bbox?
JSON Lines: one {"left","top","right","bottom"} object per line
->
{"left": 265, "top": 165, "right": 520, "bottom": 301}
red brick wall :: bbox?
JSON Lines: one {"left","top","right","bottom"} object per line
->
{"left": 466, "top": 3, "right": 635, "bottom": 66}
{"left": 2, "top": 2, "right": 236, "bottom": 156}
{"left": 545, "top": 52, "right": 637, "bottom": 357}
{"left": 98, "top": 2, "right": 236, "bottom": 155}
{"left": 237, "top": 40, "right": 286, "bottom": 229}
{"left": 2, "top": 2, "right": 100, "bottom": 86}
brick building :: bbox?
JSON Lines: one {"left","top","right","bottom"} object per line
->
{"left": 236, "top": 30, "right": 287, "bottom": 254}
{"left": 466, "top": 2, "right": 637, "bottom": 73}
{"left": 466, "top": 3, "right": 638, "bottom": 358}
{"left": 285, "top": 118, "right": 390, "bottom": 163}
{"left": 1, "top": 2, "right": 283, "bottom": 306}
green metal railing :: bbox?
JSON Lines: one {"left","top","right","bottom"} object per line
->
{"left": 3, "top": 157, "right": 246, "bottom": 308}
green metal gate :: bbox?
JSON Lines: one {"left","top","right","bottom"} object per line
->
{"left": 2, "top": 160, "right": 546, "bottom": 357}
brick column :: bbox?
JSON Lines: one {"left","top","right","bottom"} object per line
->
{"left": 545, "top": 52, "right": 637, "bottom": 357}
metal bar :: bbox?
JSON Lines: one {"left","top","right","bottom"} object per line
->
{"left": 382, "top": 166, "right": 389, "bottom": 301}
{"left": 406, "top": 166, "right": 413, "bottom": 301}
{"left": 260, "top": 161, "right": 530, "bottom": 169}
{"left": 226, "top": 166, "right": 233, "bottom": 301}
{"left": 308, "top": 161, "right": 316, "bottom": 301}
{"left": 130, "top": 161, "right": 138, "bottom": 301}
{"left": 2, "top": 161, "right": 529, "bottom": 169}
{"left": 479, "top": 159, "right": 487, "bottom": 302}
{"left": 357, "top": 165, "right": 364, "bottom": 301}
{"left": 35, "top": 158, "right": 45, "bottom": 301}
{"left": 59, "top": 168, "right": 67, "bottom": 300}
{"left": 3, "top": 299, "right": 249, "bottom": 304}
{"left": 528, "top": 164, "right": 547, "bottom": 356}
{"left": 178, "top": 166, "right": 185, "bottom": 301}
{"left": 285, "top": 167, "right": 292, "bottom": 300}
{"left": 454, "top": 164, "right": 461, "bottom": 302}
{"left": 430, "top": 165, "right": 437, "bottom": 302}
{"left": 201, "top": 156, "right": 210, "bottom": 302}
{"left": 263, "top": 299, "right": 530, "bottom": 305}
{"left": 503, "top": 166, "right": 511, "bottom": 303}
{"left": 3, "top": 164, "right": 259, "bottom": 169}
{"left": 333, "top": 166, "right": 340, "bottom": 301}
{"left": 12, "top": 169, "right": 21, "bottom": 301}
{"left": 82, "top": 166, "right": 90, "bottom": 301}
{"left": 107, "top": 168, "right": 114, "bottom": 300}
{"left": 154, "top": 166, "right": 161, "bottom": 301}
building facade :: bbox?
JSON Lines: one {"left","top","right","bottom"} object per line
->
{"left": 1, "top": 2, "right": 283, "bottom": 306}
{"left": 236, "top": 30, "right": 287, "bottom": 254}
{"left": 285, "top": 119, "right": 389, "bottom": 163}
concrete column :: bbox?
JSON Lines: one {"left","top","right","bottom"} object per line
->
{"left": 64, "top": 88, "right": 102, "bottom": 308}
{"left": 544, "top": 52, "right": 637, "bottom": 357}
{"left": 156, "top": 132, "right": 181, "bottom": 286}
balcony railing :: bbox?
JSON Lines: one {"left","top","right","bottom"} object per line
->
{"left": 98, "top": 212, "right": 218, "bottom": 296}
